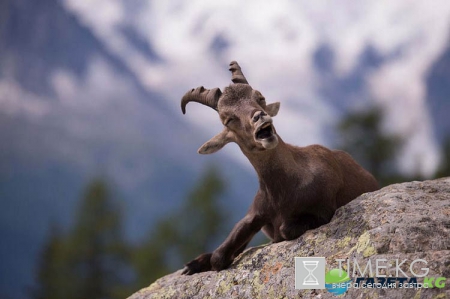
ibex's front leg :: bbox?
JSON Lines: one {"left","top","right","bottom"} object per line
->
{"left": 182, "top": 252, "right": 212, "bottom": 275}
{"left": 182, "top": 214, "right": 264, "bottom": 275}
{"left": 210, "top": 214, "right": 264, "bottom": 271}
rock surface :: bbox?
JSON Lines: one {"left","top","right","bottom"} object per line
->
{"left": 128, "top": 178, "right": 450, "bottom": 299}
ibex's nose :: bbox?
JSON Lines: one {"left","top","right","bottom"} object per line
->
{"left": 252, "top": 111, "right": 267, "bottom": 123}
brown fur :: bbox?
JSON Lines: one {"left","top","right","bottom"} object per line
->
{"left": 181, "top": 63, "right": 379, "bottom": 275}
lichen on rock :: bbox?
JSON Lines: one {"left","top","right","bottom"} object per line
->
{"left": 128, "top": 178, "right": 450, "bottom": 299}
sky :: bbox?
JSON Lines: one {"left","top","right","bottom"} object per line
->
{"left": 61, "top": 0, "right": 450, "bottom": 176}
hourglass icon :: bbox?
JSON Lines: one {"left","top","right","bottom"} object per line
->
{"left": 303, "top": 260, "right": 319, "bottom": 285}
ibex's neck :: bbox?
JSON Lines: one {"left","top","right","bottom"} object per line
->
{"left": 242, "top": 137, "right": 296, "bottom": 185}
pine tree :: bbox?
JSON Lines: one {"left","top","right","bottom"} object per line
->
{"left": 337, "top": 106, "right": 450, "bottom": 183}
{"left": 34, "top": 179, "right": 133, "bottom": 299}
{"left": 33, "top": 225, "right": 76, "bottom": 299}
{"left": 337, "top": 106, "right": 405, "bottom": 186}
{"left": 435, "top": 136, "right": 450, "bottom": 178}
{"left": 133, "top": 166, "right": 227, "bottom": 288}
{"left": 69, "top": 179, "right": 131, "bottom": 299}
{"left": 176, "top": 166, "right": 226, "bottom": 263}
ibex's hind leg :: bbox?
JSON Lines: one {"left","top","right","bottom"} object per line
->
{"left": 263, "top": 223, "right": 287, "bottom": 243}
{"left": 280, "top": 214, "right": 329, "bottom": 241}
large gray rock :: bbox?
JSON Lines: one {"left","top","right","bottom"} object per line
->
{"left": 129, "top": 178, "right": 450, "bottom": 299}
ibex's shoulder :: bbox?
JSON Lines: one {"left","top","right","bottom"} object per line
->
{"left": 286, "top": 144, "right": 339, "bottom": 168}
{"left": 297, "top": 145, "right": 353, "bottom": 159}
{"left": 290, "top": 144, "right": 333, "bottom": 156}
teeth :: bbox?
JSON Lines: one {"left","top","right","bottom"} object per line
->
{"left": 261, "top": 123, "right": 271, "bottom": 129}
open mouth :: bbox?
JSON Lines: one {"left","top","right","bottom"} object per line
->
{"left": 255, "top": 122, "right": 274, "bottom": 140}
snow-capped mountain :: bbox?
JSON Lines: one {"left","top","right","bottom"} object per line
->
{"left": 1, "top": 0, "right": 450, "bottom": 298}
{"left": 63, "top": 0, "right": 450, "bottom": 174}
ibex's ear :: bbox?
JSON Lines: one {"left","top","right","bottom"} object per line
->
{"left": 266, "top": 102, "right": 280, "bottom": 117}
{"left": 198, "top": 129, "right": 233, "bottom": 154}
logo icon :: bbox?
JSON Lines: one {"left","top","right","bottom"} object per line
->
{"left": 295, "top": 257, "right": 325, "bottom": 289}
{"left": 325, "top": 269, "right": 351, "bottom": 295}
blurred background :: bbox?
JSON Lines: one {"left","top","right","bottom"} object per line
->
{"left": 1, "top": 0, "right": 450, "bottom": 298}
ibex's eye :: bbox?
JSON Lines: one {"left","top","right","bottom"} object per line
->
{"left": 224, "top": 117, "right": 234, "bottom": 126}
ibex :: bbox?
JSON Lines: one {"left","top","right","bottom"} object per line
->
{"left": 180, "top": 61, "right": 379, "bottom": 275}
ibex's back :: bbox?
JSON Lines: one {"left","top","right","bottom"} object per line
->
{"left": 288, "top": 144, "right": 379, "bottom": 206}
{"left": 331, "top": 148, "right": 379, "bottom": 206}
{"left": 180, "top": 61, "right": 379, "bottom": 275}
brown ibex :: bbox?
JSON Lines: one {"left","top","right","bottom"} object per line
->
{"left": 180, "top": 61, "right": 379, "bottom": 275}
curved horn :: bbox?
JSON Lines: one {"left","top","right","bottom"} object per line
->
{"left": 229, "top": 61, "right": 249, "bottom": 84}
{"left": 181, "top": 86, "right": 222, "bottom": 114}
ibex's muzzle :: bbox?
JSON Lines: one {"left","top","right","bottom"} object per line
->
{"left": 252, "top": 111, "right": 273, "bottom": 139}
{"left": 251, "top": 112, "right": 276, "bottom": 152}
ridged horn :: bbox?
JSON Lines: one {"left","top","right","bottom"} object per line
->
{"left": 229, "top": 61, "right": 249, "bottom": 84}
{"left": 181, "top": 86, "right": 222, "bottom": 114}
